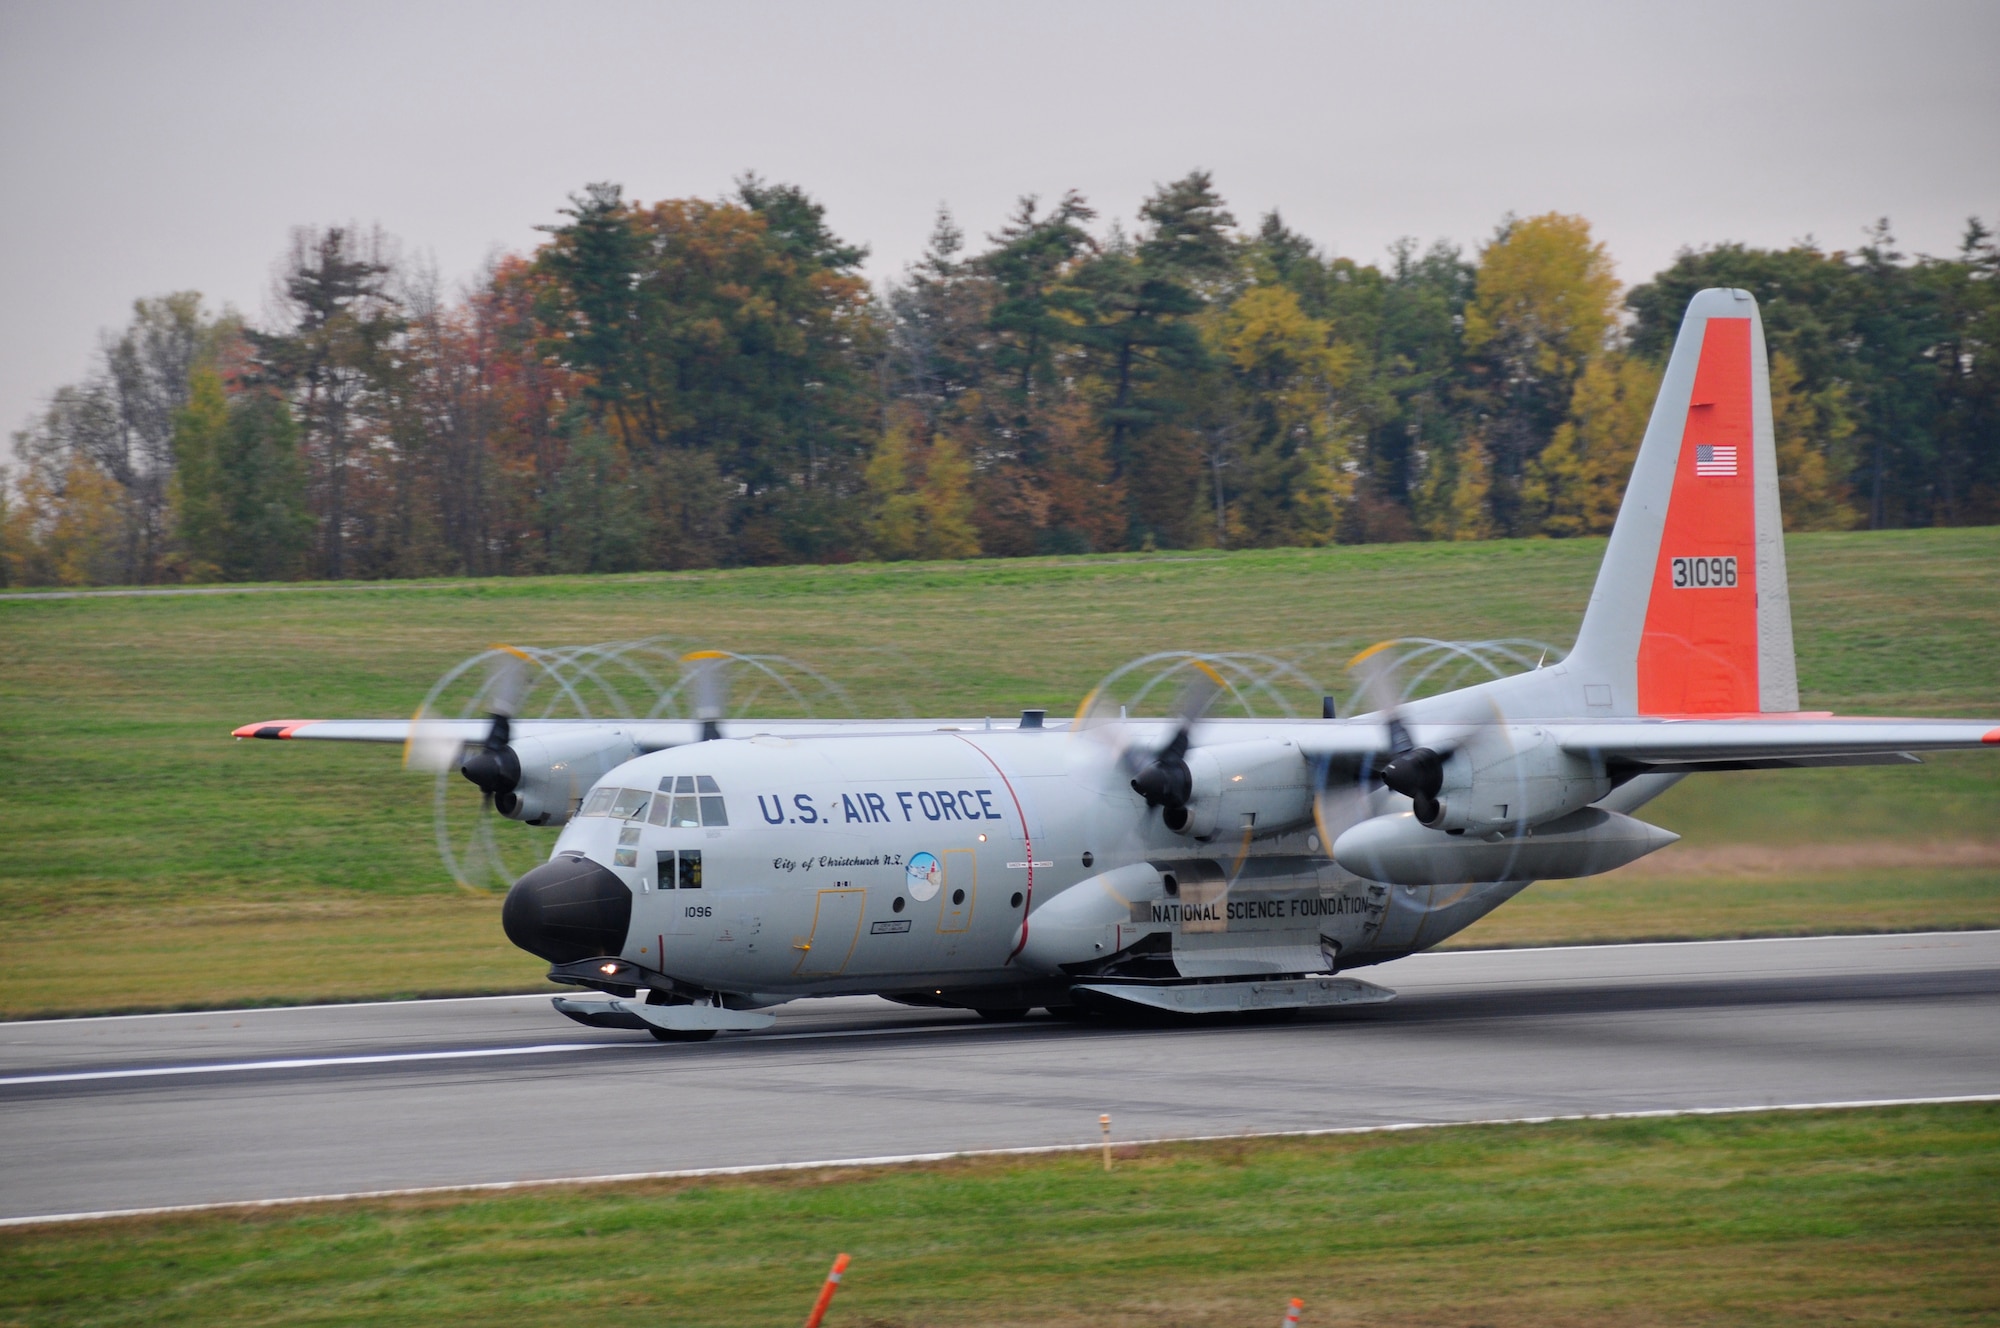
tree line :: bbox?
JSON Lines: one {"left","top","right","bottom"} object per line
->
{"left": 5, "top": 173, "right": 1996, "bottom": 587}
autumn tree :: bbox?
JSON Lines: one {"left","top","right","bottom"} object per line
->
{"left": 533, "top": 179, "right": 877, "bottom": 565}
{"left": 863, "top": 408, "right": 979, "bottom": 561}
{"left": 1462, "top": 213, "right": 1620, "bottom": 534}
{"left": 1519, "top": 353, "right": 1661, "bottom": 536}
{"left": 1201, "top": 285, "right": 1358, "bottom": 546}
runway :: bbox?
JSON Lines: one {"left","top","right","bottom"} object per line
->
{"left": 3, "top": 931, "right": 1997, "bottom": 1224}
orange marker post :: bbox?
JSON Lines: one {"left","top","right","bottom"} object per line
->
{"left": 1100, "top": 1113, "right": 1112, "bottom": 1171}
{"left": 803, "top": 1252, "right": 850, "bottom": 1328}
{"left": 1281, "top": 1297, "right": 1304, "bottom": 1328}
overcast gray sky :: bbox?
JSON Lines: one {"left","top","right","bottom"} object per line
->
{"left": 3, "top": 0, "right": 1996, "bottom": 443}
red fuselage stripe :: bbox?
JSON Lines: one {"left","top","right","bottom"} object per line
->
{"left": 951, "top": 735, "right": 1035, "bottom": 964}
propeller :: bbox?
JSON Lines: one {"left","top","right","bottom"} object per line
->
{"left": 1126, "top": 660, "right": 1222, "bottom": 833}
{"left": 1340, "top": 641, "right": 1464, "bottom": 831}
{"left": 457, "top": 652, "right": 528, "bottom": 816}
{"left": 682, "top": 650, "right": 729, "bottom": 742}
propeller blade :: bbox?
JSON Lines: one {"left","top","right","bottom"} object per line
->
{"left": 486, "top": 651, "right": 529, "bottom": 721}
{"left": 404, "top": 719, "right": 467, "bottom": 774}
{"left": 682, "top": 650, "right": 730, "bottom": 741}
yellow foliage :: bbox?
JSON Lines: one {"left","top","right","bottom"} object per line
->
{"left": 921, "top": 432, "right": 980, "bottom": 560}
{"left": 1770, "top": 351, "right": 1861, "bottom": 531}
{"left": 1523, "top": 353, "right": 1663, "bottom": 536}
{"left": 1443, "top": 438, "right": 1496, "bottom": 541}
{"left": 1207, "top": 285, "right": 1358, "bottom": 547}
{"left": 1464, "top": 213, "right": 1620, "bottom": 386}
{"left": 864, "top": 413, "right": 981, "bottom": 561}
{"left": 11, "top": 456, "right": 128, "bottom": 586}
{"left": 1419, "top": 436, "right": 1496, "bottom": 541}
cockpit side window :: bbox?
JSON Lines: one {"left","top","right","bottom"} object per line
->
{"left": 580, "top": 787, "right": 616, "bottom": 817}
{"left": 610, "top": 788, "right": 650, "bottom": 820}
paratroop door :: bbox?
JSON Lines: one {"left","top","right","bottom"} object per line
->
{"left": 795, "top": 888, "right": 866, "bottom": 975}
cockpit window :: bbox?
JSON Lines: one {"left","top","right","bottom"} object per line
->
{"left": 609, "top": 788, "right": 650, "bottom": 820}
{"left": 580, "top": 787, "right": 616, "bottom": 817}
{"left": 652, "top": 775, "right": 728, "bottom": 827}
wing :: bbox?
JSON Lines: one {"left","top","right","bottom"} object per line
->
{"left": 229, "top": 716, "right": 1036, "bottom": 748}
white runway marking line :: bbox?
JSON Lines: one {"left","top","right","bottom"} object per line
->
{"left": 0, "top": 1018, "right": 1024, "bottom": 1087}
{"left": 0, "top": 1042, "right": 618, "bottom": 1087}
{"left": 4, "top": 1093, "right": 1995, "bottom": 1229}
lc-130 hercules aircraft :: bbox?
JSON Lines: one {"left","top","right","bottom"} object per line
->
{"left": 237, "top": 290, "right": 2000, "bottom": 1039}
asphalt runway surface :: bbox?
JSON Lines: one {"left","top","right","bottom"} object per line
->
{"left": 4, "top": 931, "right": 1997, "bottom": 1223}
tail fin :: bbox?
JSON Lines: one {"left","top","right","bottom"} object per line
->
{"left": 1568, "top": 288, "right": 1799, "bottom": 716}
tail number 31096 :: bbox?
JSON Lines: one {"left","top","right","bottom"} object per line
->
{"left": 1671, "top": 556, "right": 1737, "bottom": 589}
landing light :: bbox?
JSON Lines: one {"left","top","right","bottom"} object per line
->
{"left": 599, "top": 963, "right": 619, "bottom": 975}
{"left": 978, "top": 833, "right": 988, "bottom": 842}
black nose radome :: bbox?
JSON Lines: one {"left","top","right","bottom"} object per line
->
{"left": 502, "top": 856, "right": 633, "bottom": 965}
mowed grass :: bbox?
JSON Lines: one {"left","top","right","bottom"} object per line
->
{"left": 3, "top": 1106, "right": 1996, "bottom": 1328}
{"left": 1, "top": 529, "right": 1996, "bottom": 1017}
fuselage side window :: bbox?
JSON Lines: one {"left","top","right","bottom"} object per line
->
{"left": 678, "top": 849, "right": 702, "bottom": 889}
{"left": 655, "top": 849, "right": 676, "bottom": 889}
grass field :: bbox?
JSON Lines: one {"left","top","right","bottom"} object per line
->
{"left": 3, "top": 1105, "right": 1995, "bottom": 1327}
{"left": 2, "top": 528, "right": 1996, "bottom": 1018}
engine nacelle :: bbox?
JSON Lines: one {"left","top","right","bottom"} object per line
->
{"left": 1420, "top": 727, "right": 1613, "bottom": 834}
{"left": 496, "top": 729, "right": 643, "bottom": 825}
{"left": 1175, "top": 739, "right": 1314, "bottom": 840}
{"left": 1333, "top": 806, "right": 1678, "bottom": 885}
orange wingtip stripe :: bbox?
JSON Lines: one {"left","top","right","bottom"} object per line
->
{"left": 232, "top": 720, "right": 320, "bottom": 739}
{"left": 1984, "top": 728, "right": 2000, "bottom": 745}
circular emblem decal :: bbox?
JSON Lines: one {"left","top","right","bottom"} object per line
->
{"left": 906, "top": 851, "right": 942, "bottom": 902}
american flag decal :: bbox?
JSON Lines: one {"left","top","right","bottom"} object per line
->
{"left": 1695, "top": 444, "right": 1738, "bottom": 476}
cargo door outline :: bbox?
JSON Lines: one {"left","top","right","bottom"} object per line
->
{"left": 794, "top": 888, "right": 866, "bottom": 975}
{"left": 938, "top": 849, "right": 975, "bottom": 933}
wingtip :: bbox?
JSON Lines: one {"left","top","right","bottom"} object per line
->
{"left": 232, "top": 720, "right": 320, "bottom": 740}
